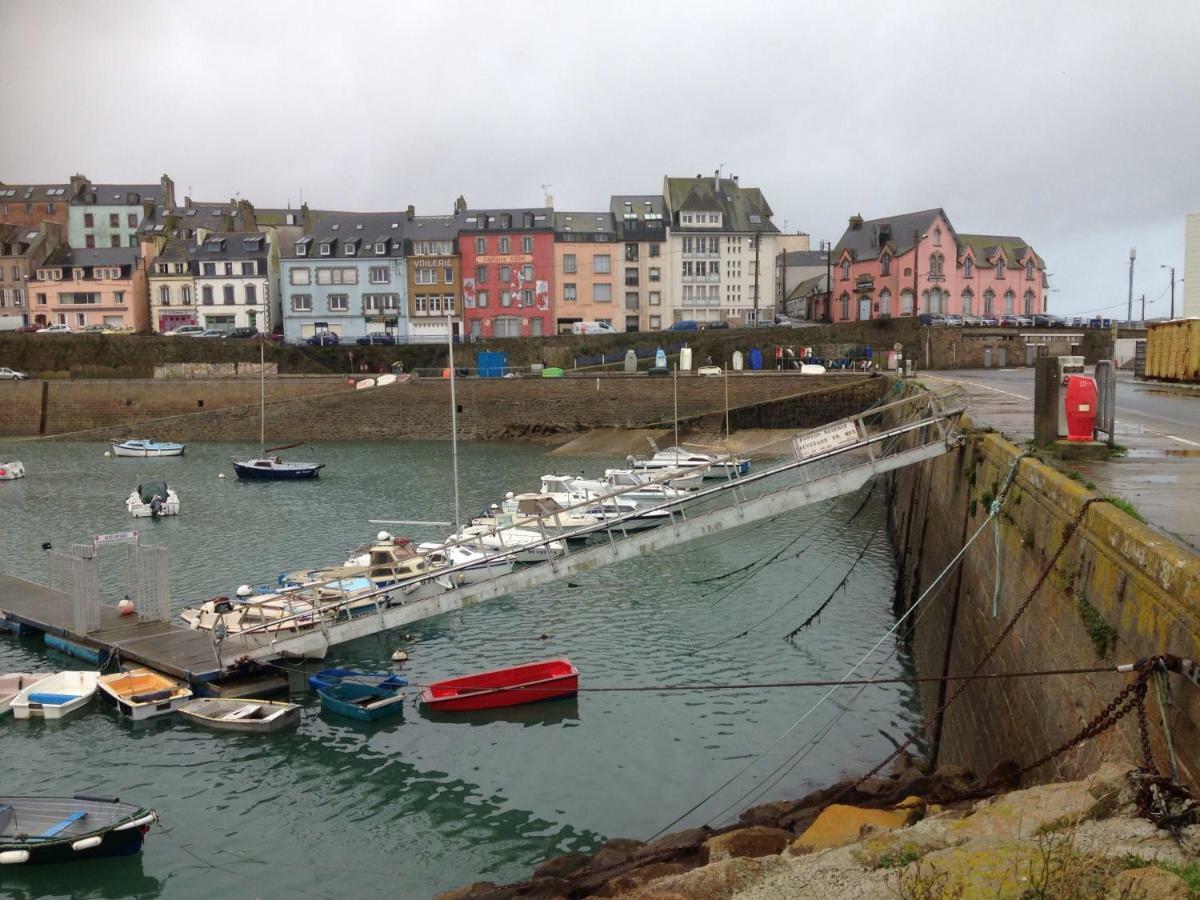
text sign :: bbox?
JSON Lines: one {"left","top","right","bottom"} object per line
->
{"left": 794, "top": 421, "right": 861, "bottom": 460}
{"left": 94, "top": 530, "right": 139, "bottom": 548}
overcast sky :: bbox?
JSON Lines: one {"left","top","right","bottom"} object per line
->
{"left": 3, "top": 0, "right": 1197, "bottom": 317}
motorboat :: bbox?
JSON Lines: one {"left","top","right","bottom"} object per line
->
{"left": 536, "top": 475, "right": 663, "bottom": 532}
{"left": 111, "top": 439, "right": 185, "bottom": 458}
{"left": 0, "top": 461, "right": 25, "bottom": 481}
{"left": 232, "top": 455, "right": 324, "bottom": 480}
{"left": 494, "top": 492, "right": 601, "bottom": 538}
{"left": 97, "top": 668, "right": 192, "bottom": 720}
{"left": 318, "top": 681, "right": 406, "bottom": 722}
{"left": 125, "top": 480, "right": 180, "bottom": 518}
{"left": 450, "top": 523, "right": 565, "bottom": 564}
{"left": 181, "top": 588, "right": 327, "bottom": 636}
{"left": 9, "top": 671, "right": 101, "bottom": 720}
{"left": 177, "top": 698, "right": 300, "bottom": 733}
{"left": 627, "top": 443, "right": 749, "bottom": 479}
{"left": 0, "top": 795, "right": 157, "bottom": 865}
{"left": 605, "top": 465, "right": 702, "bottom": 491}
{"left": 415, "top": 541, "right": 516, "bottom": 584}
{"left": 601, "top": 469, "right": 695, "bottom": 500}
{"left": 420, "top": 658, "right": 579, "bottom": 712}
{"left": 0, "top": 673, "right": 52, "bottom": 717}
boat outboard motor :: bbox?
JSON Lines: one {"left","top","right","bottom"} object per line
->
{"left": 150, "top": 495, "right": 163, "bottom": 518}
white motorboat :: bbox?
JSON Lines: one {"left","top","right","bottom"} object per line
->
{"left": 605, "top": 465, "right": 702, "bottom": 492}
{"left": 0, "top": 461, "right": 25, "bottom": 481}
{"left": 494, "top": 492, "right": 601, "bottom": 538}
{"left": 111, "top": 439, "right": 186, "bottom": 458}
{"left": 542, "top": 472, "right": 688, "bottom": 508}
{"left": 10, "top": 671, "right": 101, "bottom": 720}
{"left": 451, "top": 523, "right": 565, "bottom": 564}
{"left": 416, "top": 541, "right": 516, "bottom": 584}
{"left": 627, "top": 444, "right": 749, "bottom": 479}
{"left": 125, "top": 480, "right": 180, "bottom": 518}
{"left": 537, "top": 475, "right": 665, "bottom": 532}
{"left": 97, "top": 668, "right": 193, "bottom": 721}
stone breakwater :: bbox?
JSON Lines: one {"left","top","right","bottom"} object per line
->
{"left": 440, "top": 762, "right": 1199, "bottom": 899}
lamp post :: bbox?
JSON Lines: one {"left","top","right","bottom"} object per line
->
{"left": 820, "top": 239, "right": 831, "bottom": 321}
{"left": 1160, "top": 264, "right": 1175, "bottom": 320}
{"left": 1127, "top": 248, "right": 1136, "bottom": 323}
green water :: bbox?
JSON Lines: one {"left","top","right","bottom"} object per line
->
{"left": 0, "top": 441, "right": 919, "bottom": 899}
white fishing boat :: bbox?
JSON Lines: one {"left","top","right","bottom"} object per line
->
{"left": 111, "top": 439, "right": 186, "bottom": 458}
{"left": 125, "top": 480, "right": 180, "bottom": 518}
{"left": 450, "top": 523, "right": 565, "bottom": 564}
{"left": 97, "top": 668, "right": 193, "bottom": 720}
{"left": 0, "top": 673, "right": 52, "bottom": 717}
{"left": 416, "top": 541, "right": 516, "bottom": 584}
{"left": 177, "top": 698, "right": 300, "bottom": 733}
{"left": 0, "top": 461, "right": 25, "bottom": 481}
{"left": 537, "top": 475, "right": 665, "bottom": 531}
{"left": 10, "top": 671, "right": 101, "bottom": 720}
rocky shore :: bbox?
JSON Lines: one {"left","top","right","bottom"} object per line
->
{"left": 439, "top": 760, "right": 1199, "bottom": 899}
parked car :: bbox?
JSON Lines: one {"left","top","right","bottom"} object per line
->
{"left": 1014, "top": 315, "right": 1034, "bottom": 328}
{"left": 570, "top": 321, "right": 615, "bottom": 335}
{"left": 1032, "top": 314, "right": 1064, "bottom": 328}
{"left": 307, "top": 331, "right": 340, "bottom": 346}
{"left": 942, "top": 314, "right": 963, "bottom": 327}
{"left": 647, "top": 366, "right": 670, "bottom": 377}
{"left": 191, "top": 329, "right": 227, "bottom": 339}
{"left": 918, "top": 314, "right": 950, "bottom": 327}
{"left": 37, "top": 323, "right": 72, "bottom": 334}
{"left": 223, "top": 327, "right": 261, "bottom": 339}
{"left": 701, "top": 320, "right": 730, "bottom": 330}
{"left": 662, "top": 320, "right": 698, "bottom": 332}
{"left": 0, "top": 366, "right": 28, "bottom": 380}
{"left": 79, "top": 323, "right": 114, "bottom": 334}
{"left": 979, "top": 315, "right": 1001, "bottom": 327}
{"left": 14, "top": 325, "right": 40, "bottom": 333}
{"left": 962, "top": 315, "right": 984, "bottom": 327}
{"left": 164, "top": 325, "right": 205, "bottom": 337}
{"left": 356, "top": 332, "right": 396, "bottom": 346}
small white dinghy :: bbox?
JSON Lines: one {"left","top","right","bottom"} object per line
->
{"left": 177, "top": 698, "right": 300, "bottom": 733}
{"left": 97, "top": 668, "right": 193, "bottom": 721}
{"left": 0, "top": 461, "right": 25, "bottom": 481}
{"left": 125, "top": 480, "right": 180, "bottom": 518}
{"left": 0, "top": 673, "right": 53, "bottom": 717}
{"left": 10, "top": 671, "right": 101, "bottom": 720}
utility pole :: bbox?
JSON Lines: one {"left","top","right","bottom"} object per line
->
{"left": 1127, "top": 247, "right": 1136, "bottom": 323}
{"left": 912, "top": 228, "right": 920, "bottom": 317}
{"left": 1161, "top": 264, "right": 1175, "bottom": 319}
{"left": 1140, "top": 293, "right": 1146, "bottom": 323}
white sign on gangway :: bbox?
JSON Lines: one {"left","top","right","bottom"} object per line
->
{"left": 93, "top": 530, "right": 139, "bottom": 548}
{"left": 794, "top": 421, "right": 861, "bottom": 460}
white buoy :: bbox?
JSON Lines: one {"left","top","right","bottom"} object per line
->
{"left": 218, "top": 473, "right": 225, "bottom": 479}
{"left": 377, "top": 530, "right": 392, "bottom": 542}
{"left": 117, "top": 597, "right": 135, "bottom": 616}
{"left": 236, "top": 584, "right": 252, "bottom": 598}
{"left": 391, "top": 649, "right": 408, "bottom": 662}
{"left": 103, "top": 451, "right": 112, "bottom": 458}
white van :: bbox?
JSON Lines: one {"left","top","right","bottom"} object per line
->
{"left": 570, "top": 321, "right": 615, "bottom": 335}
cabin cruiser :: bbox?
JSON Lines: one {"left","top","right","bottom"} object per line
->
{"left": 545, "top": 472, "right": 689, "bottom": 507}
{"left": 416, "top": 541, "right": 516, "bottom": 584}
{"left": 537, "top": 475, "right": 668, "bottom": 531}
{"left": 125, "top": 480, "right": 180, "bottom": 518}
{"left": 472, "top": 493, "right": 601, "bottom": 540}
{"left": 626, "top": 442, "right": 749, "bottom": 479}
{"left": 450, "top": 522, "right": 565, "bottom": 564}
{"left": 606, "top": 465, "right": 702, "bottom": 491}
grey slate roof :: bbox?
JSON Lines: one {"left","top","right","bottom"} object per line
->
{"left": 0, "top": 183, "right": 72, "bottom": 203}
{"left": 152, "top": 239, "right": 194, "bottom": 266}
{"left": 0, "top": 223, "right": 51, "bottom": 255}
{"left": 956, "top": 233, "right": 1044, "bottom": 269}
{"left": 405, "top": 213, "right": 466, "bottom": 241}
{"left": 283, "top": 211, "right": 408, "bottom": 259}
{"left": 554, "top": 211, "right": 616, "bottom": 237}
{"left": 782, "top": 250, "right": 829, "bottom": 267}
{"left": 137, "top": 201, "right": 237, "bottom": 237}
{"left": 664, "top": 176, "right": 779, "bottom": 234}
{"left": 833, "top": 208, "right": 947, "bottom": 262}
{"left": 786, "top": 273, "right": 829, "bottom": 302}
{"left": 461, "top": 208, "right": 553, "bottom": 232}
{"left": 74, "top": 184, "right": 163, "bottom": 206}
{"left": 42, "top": 246, "right": 140, "bottom": 272}
{"left": 195, "top": 232, "right": 269, "bottom": 262}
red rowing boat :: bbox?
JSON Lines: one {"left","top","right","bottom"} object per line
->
{"left": 420, "top": 658, "right": 579, "bottom": 712}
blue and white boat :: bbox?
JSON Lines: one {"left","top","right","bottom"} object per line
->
{"left": 232, "top": 454, "right": 324, "bottom": 480}
{"left": 318, "top": 681, "right": 406, "bottom": 722}
{"left": 111, "top": 439, "right": 186, "bottom": 458}
{"left": 307, "top": 669, "right": 408, "bottom": 693}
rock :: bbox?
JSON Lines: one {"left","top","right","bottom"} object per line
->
{"left": 983, "top": 759, "right": 1021, "bottom": 791}
{"left": 738, "top": 798, "right": 803, "bottom": 828}
{"left": 888, "top": 768, "right": 933, "bottom": 801}
{"left": 1179, "top": 824, "right": 1200, "bottom": 856}
{"left": 702, "top": 826, "right": 791, "bottom": 863}
{"left": 907, "top": 836, "right": 1040, "bottom": 897}
{"left": 854, "top": 777, "right": 893, "bottom": 799}
{"left": 890, "top": 750, "right": 919, "bottom": 779}
{"left": 532, "top": 852, "right": 591, "bottom": 881}
{"left": 628, "top": 856, "right": 781, "bottom": 900}
{"left": 946, "top": 770, "right": 1124, "bottom": 841}
{"left": 931, "top": 764, "right": 975, "bottom": 784}
{"left": 519, "top": 877, "right": 569, "bottom": 899}
{"left": 642, "top": 826, "right": 711, "bottom": 860}
{"left": 435, "top": 882, "right": 509, "bottom": 900}
{"left": 792, "top": 797, "right": 924, "bottom": 851}
{"left": 589, "top": 837, "right": 646, "bottom": 872}
{"left": 1109, "top": 867, "right": 1192, "bottom": 899}
{"left": 591, "top": 862, "right": 691, "bottom": 897}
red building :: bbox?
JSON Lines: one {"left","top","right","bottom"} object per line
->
{"left": 459, "top": 207, "right": 554, "bottom": 338}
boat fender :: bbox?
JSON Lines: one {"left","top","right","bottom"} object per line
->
{"left": 114, "top": 812, "right": 157, "bottom": 832}
{"left": 0, "top": 850, "right": 30, "bottom": 864}
{"left": 72, "top": 836, "right": 103, "bottom": 851}
{"left": 130, "top": 689, "right": 173, "bottom": 703}
{"left": 391, "top": 650, "right": 408, "bottom": 662}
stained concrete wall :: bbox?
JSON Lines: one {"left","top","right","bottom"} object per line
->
{"left": 888, "top": 426, "right": 1200, "bottom": 789}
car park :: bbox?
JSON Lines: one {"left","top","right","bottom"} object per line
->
{"left": 1014, "top": 315, "right": 1034, "bottom": 327}
{"left": 223, "top": 327, "right": 261, "bottom": 339}
{"left": 37, "top": 323, "right": 72, "bottom": 334}
{"left": 164, "top": 325, "right": 205, "bottom": 336}
{"left": 942, "top": 314, "right": 963, "bottom": 326}
{"left": 356, "top": 332, "right": 396, "bottom": 346}
{"left": 307, "top": 331, "right": 340, "bottom": 346}
{"left": 962, "top": 315, "right": 984, "bottom": 326}
{"left": 0, "top": 366, "right": 28, "bottom": 380}
{"left": 918, "top": 314, "right": 950, "bottom": 327}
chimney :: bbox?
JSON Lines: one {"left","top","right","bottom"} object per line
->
{"left": 732, "top": 174, "right": 739, "bottom": 185}
{"left": 406, "top": 205, "right": 415, "bottom": 221}
{"left": 454, "top": 195, "right": 467, "bottom": 214}
{"left": 714, "top": 169, "right": 720, "bottom": 192}
{"left": 160, "top": 174, "right": 176, "bottom": 209}
{"left": 69, "top": 173, "right": 89, "bottom": 198}
{"left": 544, "top": 193, "right": 554, "bottom": 209}
{"left": 183, "top": 195, "right": 193, "bottom": 208}
{"left": 849, "top": 214, "right": 864, "bottom": 230}
{"left": 696, "top": 173, "right": 702, "bottom": 180}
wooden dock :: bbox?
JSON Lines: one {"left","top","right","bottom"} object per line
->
{"left": 0, "top": 573, "right": 224, "bottom": 683}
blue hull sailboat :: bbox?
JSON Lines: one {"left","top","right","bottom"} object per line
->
{"left": 232, "top": 339, "right": 324, "bottom": 480}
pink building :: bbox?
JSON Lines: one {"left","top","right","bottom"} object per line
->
{"left": 822, "top": 209, "right": 1046, "bottom": 323}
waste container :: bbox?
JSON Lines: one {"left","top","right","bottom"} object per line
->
{"left": 749, "top": 348, "right": 763, "bottom": 370}
{"left": 1064, "top": 375, "right": 1098, "bottom": 442}
{"left": 624, "top": 349, "right": 637, "bottom": 374}
{"left": 732, "top": 350, "right": 744, "bottom": 371}
{"left": 680, "top": 347, "right": 693, "bottom": 372}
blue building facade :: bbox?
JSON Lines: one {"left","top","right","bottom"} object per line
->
{"left": 280, "top": 212, "right": 409, "bottom": 343}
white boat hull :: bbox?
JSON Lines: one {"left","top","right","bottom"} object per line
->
{"left": 126, "top": 490, "right": 180, "bottom": 518}
{"left": 111, "top": 444, "right": 185, "bottom": 458}
{"left": 10, "top": 671, "right": 100, "bottom": 720}
{"left": 0, "top": 461, "right": 25, "bottom": 481}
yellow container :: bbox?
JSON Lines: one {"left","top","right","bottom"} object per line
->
{"left": 1145, "top": 319, "right": 1200, "bottom": 383}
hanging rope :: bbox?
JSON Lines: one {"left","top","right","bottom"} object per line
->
{"left": 783, "top": 521, "right": 884, "bottom": 640}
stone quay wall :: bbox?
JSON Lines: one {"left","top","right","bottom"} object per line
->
{"left": 888, "top": 426, "right": 1200, "bottom": 790}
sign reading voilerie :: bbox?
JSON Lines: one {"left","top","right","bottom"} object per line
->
{"left": 793, "top": 421, "right": 861, "bottom": 459}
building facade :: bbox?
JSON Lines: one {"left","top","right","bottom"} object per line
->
{"left": 0, "top": 177, "right": 85, "bottom": 230}
{"left": 146, "top": 239, "right": 197, "bottom": 332}
{"left": 281, "top": 212, "right": 409, "bottom": 343}
{"left": 1185, "top": 213, "right": 1200, "bottom": 319}
{"left": 32, "top": 247, "right": 151, "bottom": 331}
{"left": 663, "top": 174, "right": 779, "bottom": 326}
{"left": 68, "top": 175, "right": 174, "bottom": 249}
{"left": 552, "top": 211, "right": 617, "bottom": 332}
{"left": 459, "top": 208, "right": 554, "bottom": 339}
{"left": 0, "top": 221, "right": 63, "bottom": 326}
{"left": 189, "top": 233, "right": 271, "bottom": 333}
{"left": 830, "top": 209, "right": 1046, "bottom": 323}
{"left": 610, "top": 195, "right": 670, "bottom": 332}
{"left": 405, "top": 207, "right": 463, "bottom": 343}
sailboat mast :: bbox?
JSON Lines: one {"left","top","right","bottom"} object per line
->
{"left": 724, "top": 364, "right": 730, "bottom": 443}
{"left": 259, "top": 338, "right": 265, "bottom": 454}
{"left": 673, "top": 365, "right": 679, "bottom": 461}
{"left": 447, "top": 314, "right": 461, "bottom": 532}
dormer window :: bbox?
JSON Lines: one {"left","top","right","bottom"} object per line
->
{"left": 996, "top": 258, "right": 1006, "bottom": 278}
{"left": 73, "top": 267, "right": 85, "bottom": 281}
{"left": 933, "top": 227, "right": 942, "bottom": 246}
{"left": 242, "top": 236, "right": 262, "bottom": 251}
{"left": 880, "top": 254, "right": 890, "bottom": 276}
{"left": 1025, "top": 259, "right": 1034, "bottom": 281}
{"left": 295, "top": 238, "right": 310, "bottom": 257}
{"left": 963, "top": 257, "right": 973, "bottom": 278}
{"left": 345, "top": 241, "right": 357, "bottom": 257}
{"left": 375, "top": 242, "right": 386, "bottom": 255}
{"left": 319, "top": 242, "right": 332, "bottom": 257}
{"left": 840, "top": 260, "right": 850, "bottom": 280}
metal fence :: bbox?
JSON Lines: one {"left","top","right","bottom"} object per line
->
{"left": 45, "top": 538, "right": 171, "bottom": 632}
{"left": 1094, "top": 360, "right": 1117, "bottom": 447}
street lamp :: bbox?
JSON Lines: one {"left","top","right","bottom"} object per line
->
{"left": 1160, "top": 264, "right": 1176, "bottom": 319}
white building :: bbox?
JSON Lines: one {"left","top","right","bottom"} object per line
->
{"left": 1185, "top": 213, "right": 1200, "bottom": 319}
{"left": 192, "top": 232, "right": 273, "bottom": 333}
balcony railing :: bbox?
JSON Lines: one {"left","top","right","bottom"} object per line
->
{"left": 682, "top": 274, "right": 721, "bottom": 283}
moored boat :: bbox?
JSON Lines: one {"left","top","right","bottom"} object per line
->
{"left": 0, "top": 461, "right": 25, "bottom": 481}
{"left": 306, "top": 668, "right": 407, "bottom": 693}
{"left": 318, "top": 681, "right": 406, "bottom": 722}
{"left": 97, "top": 668, "right": 192, "bottom": 720}
{"left": 9, "top": 671, "right": 100, "bottom": 720}
{"left": 111, "top": 439, "right": 185, "bottom": 458}
{"left": 177, "top": 698, "right": 300, "bottom": 733}
{"left": 0, "top": 673, "right": 53, "bottom": 717}
{"left": 0, "top": 795, "right": 157, "bottom": 865}
{"left": 627, "top": 443, "right": 749, "bottom": 479}
{"left": 416, "top": 541, "right": 516, "bottom": 584}
{"left": 450, "top": 523, "right": 565, "bottom": 564}
{"left": 232, "top": 456, "right": 324, "bottom": 480}
{"left": 125, "top": 480, "right": 180, "bottom": 518}
{"left": 420, "top": 658, "right": 579, "bottom": 712}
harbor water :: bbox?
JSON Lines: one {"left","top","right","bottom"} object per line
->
{"left": 0, "top": 441, "right": 920, "bottom": 899}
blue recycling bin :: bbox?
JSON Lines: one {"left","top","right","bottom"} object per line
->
{"left": 749, "top": 348, "right": 763, "bottom": 370}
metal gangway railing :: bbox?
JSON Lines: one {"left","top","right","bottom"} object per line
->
{"left": 209, "top": 383, "right": 967, "bottom": 667}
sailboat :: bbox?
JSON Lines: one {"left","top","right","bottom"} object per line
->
{"left": 232, "top": 339, "right": 325, "bottom": 480}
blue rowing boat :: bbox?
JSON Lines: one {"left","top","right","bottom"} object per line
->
{"left": 306, "top": 669, "right": 408, "bottom": 693}
{"left": 318, "top": 682, "right": 406, "bottom": 722}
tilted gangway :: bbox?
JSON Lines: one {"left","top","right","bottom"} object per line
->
{"left": 210, "top": 384, "right": 967, "bottom": 668}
